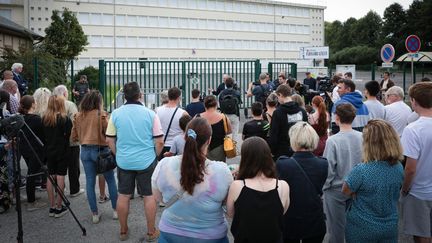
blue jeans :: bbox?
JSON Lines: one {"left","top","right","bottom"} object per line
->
{"left": 159, "top": 231, "right": 229, "bottom": 243}
{"left": 80, "top": 145, "right": 117, "bottom": 213}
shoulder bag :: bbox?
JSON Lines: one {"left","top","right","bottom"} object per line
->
{"left": 96, "top": 109, "right": 117, "bottom": 174}
{"left": 222, "top": 114, "right": 237, "bottom": 158}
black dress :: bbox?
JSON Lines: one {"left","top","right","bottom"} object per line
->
{"left": 231, "top": 179, "right": 284, "bottom": 243}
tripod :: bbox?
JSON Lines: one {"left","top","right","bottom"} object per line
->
{"left": 10, "top": 122, "right": 86, "bottom": 243}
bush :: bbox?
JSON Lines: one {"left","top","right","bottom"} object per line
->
{"left": 330, "top": 45, "right": 380, "bottom": 66}
{"left": 74, "top": 66, "right": 99, "bottom": 90}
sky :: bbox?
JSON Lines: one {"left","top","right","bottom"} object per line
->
{"left": 280, "top": 0, "right": 413, "bottom": 22}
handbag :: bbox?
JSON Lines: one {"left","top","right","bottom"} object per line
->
{"left": 222, "top": 114, "right": 237, "bottom": 158}
{"left": 95, "top": 109, "right": 117, "bottom": 174}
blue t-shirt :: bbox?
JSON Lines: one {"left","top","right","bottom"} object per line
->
{"left": 345, "top": 161, "right": 403, "bottom": 233}
{"left": 106, "top": 103, "right": 163, "bottom": 170}
{"left": 186, "top": 102, "right": 205, "bottom": 117}
{"left": 152, "top": 155, "right": 233, "bottom": 239}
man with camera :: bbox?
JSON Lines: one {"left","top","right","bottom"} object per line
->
{"left": 247, "top": 73, "right": 273, "bottom": 109}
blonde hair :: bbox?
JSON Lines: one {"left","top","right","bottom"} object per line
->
{"left": 291, "top": 94, "right": 305, "bottom": 108}
{"left": 42, "top": 95, "right": 67, "bottom": 127}
{"left": 289, "top": 122, "right": 319, "bottom": 151}
{"left": 33, "top": 87, "right": 51, "bottom": 117}
{"left": 362, "top": 119, "right": 403, "bottom": 165}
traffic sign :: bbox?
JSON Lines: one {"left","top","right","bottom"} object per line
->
{"left": 406, "top": 35, "right": 421, "bottom": 53}
{"left": 380, "top": 44, "right": 395, "bottom": 63}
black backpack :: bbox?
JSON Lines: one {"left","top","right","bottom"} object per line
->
{"left": 220, "top": 94, "right": 239, "bottom": 115}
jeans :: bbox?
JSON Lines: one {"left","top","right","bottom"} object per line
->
{"left": 159, "top": 231, "right": 229, "bottom": 243}
{"left": 80, "top": 145, "right": 118, "bottom": 213}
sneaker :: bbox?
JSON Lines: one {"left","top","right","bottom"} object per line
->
{"left": 26, "top": 201, "right": 47, "bottom": 212}
{"left": 113, "top": 211, "right": 118, "bottom": 220}
{"left": 98, "top": 195, "right": 109, "bottom": 204}
{"left": 70, "top": 189, "right": 85, "bottom": 198}
{"left": 54, "top": 205, "right": 69, "bottom": 218}
{"left": 49, "top": 208, "right": 56, "bottom": 217}
{"left": 92, "top": 214, "right": 101, "bottom": 224}
{"left": 145, "top": 229, "right": 160, "bottom": 242}
{"left": 159, "top": 202, "right": 166, "bottom": 207}
{"left": 119, "top": 229, "right": 129, "bottom": 241}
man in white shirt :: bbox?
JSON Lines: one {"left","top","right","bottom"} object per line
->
{"left": 155, "top": 87, "right": 188, "bottom": 160}
{"left": 384, "top": 86, "right": 411, "bottom": 136}
{"left": 364, "top": 80, "right": 385, "bottom": 119}
{"left": 401, "top": 82, "right": 432, "bottom": 243}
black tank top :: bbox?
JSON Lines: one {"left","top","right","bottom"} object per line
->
{"left": 231, "top": 179, "right": 284, "bottom": 243}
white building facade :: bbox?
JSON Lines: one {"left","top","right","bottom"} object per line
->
{"left": 2, "top": 0, "right": 325, "bottom": 69}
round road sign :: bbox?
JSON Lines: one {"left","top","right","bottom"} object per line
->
{"left": 381, "top": 44, "right": 395, "bottom": 63}
{"left": 405, "top": 35, "right": 421, "bottom": 53}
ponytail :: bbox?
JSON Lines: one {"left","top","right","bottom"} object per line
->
{"left": 312, "top": 96, "right": 328, "bottom": 137}
{"left": 180, "top": 118, "right": 212, "bottom": 195}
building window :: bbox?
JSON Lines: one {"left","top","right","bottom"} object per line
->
{"left": 38, "top": 7, "right": 41, "bottom": 10}
{"left": 38, "top": 28, "right": 41, "bottom": 31}
{"left": 45, "top": 7, "right": 48, "bottom": 10}
{"left": 38, "top": 17, "right": 41, "bottom": 20}
{"left": 30, "top": 17, "right": 34, "bottom": 20}
{"left": 30, "top": 6, "right": 34, "bottom": 10}
{"left": 45, "top": 18, "right": 49, "bottom": 21}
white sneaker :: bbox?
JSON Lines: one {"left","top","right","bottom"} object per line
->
{"left": 113, "top": 211, "right": 118, "bottom": 220}
{"left": 92, "top": 214, "right": 101, "bottom": 224}
{"left": 70, "top": 189, "right": 85, "bottom": 198}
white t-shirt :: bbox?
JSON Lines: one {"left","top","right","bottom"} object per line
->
{"left": 407, "top": 111, "right": 420, "bottom": 124}
{"left": 401, "top": 116, "right": 432, "bottom": 200}
{"left": 384, "top": 101, "right": 412, "bottom": 136}
{"left": 155, "top": 105, "right": 186, "bottom": 147}
{"left": 332, "top": 86, "right": 340, "bottom": 103}
{"left": 364, "top": 99, "right": 385, "bottom": 119}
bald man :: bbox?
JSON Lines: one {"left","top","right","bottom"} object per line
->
{"left": 1, "top": 70, "right": 13, "bottom": 88}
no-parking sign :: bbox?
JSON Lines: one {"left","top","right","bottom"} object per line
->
{"left": 381, "top": 44, "right": 395, "bottom": 63}
{"left": 406, "top": 35, "right": 421, "bottom": 53}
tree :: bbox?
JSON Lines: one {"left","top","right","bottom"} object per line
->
{"left": 353, "top": 11, "right": 382, "bottom": 48}
{"left": 325, "top": 20, "right": 343, "bottom": 53}
{"left": 42, "top": 8, "right": 88, "bottom": 76}
{"left": 382, "top": 3, "right": 407, "bottom": 56}
{"left": 74, "top": 66, "right": 99, "bottom": 89}
{"left": 406, "top": 0, "right": 432, "bottom": 52}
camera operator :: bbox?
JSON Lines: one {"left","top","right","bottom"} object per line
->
{"left": 247, "top": 73, "right": 273, "bottom": 109}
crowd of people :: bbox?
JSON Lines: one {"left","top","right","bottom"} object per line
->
{"left": 0, "top": 63, "right": 432, "bottom": 243}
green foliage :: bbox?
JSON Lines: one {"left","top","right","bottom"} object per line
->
{"left": 331, "top": 46, "right": 379, "bottom": 65}
{"left": 74, "top": 66, "right": 99, "bottom": 89}
{"left": 0, "top": 46, "right": 67, "bottom": 92}
{"left": 325, "top": 0, "right": 432, "bottom": 65}
{"left": 41, "top": 8, "right": 88, "bottom": 73}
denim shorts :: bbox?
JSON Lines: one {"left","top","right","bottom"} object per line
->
{"left": 117, "top": 160, "right": 156, "bottom": 196}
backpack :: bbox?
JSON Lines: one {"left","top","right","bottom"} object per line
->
{"left": 220, "top": 93, "right": 239, "bottom": 115}
{"left": 258, "top": 84, "right": 272, "bottom": 106}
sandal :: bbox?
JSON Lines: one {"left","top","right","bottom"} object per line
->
{"left": 119, "top": 229, "right": 128, "bottom": 241}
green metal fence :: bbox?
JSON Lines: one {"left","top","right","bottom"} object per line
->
{"left": 267, "top": 62, "right": 297, "bottom": 80}
{"left": 99, "top": 59, "right": 261, "bottom": 111}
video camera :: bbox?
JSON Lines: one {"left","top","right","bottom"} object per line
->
{"left": 317, "top": 76, "right": 333, "bottom": 93}
{"left": 0, "top": 114, "right": 25, "bottom": 139}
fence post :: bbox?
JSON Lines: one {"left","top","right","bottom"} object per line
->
{"left": 98, "top": 60, "right": 106, "bottom": 107}
{"left": 70, "top": 60, "right": 74, "bottom": 98}
{"left": 371, "top": 62, "right": 376, "bottom": 80}
{"left": 403, "top": 62, "right": 406, "bottom": 94}
{"left": 255, "top": 59, "right": 261, "bottom": 81}
{"left": 181, "top": 61, "right": 186, "bottom": 107}
{"left": 292, "top": 63, "right": 297, "bottom": 79}
{"left": 33, "top": 57, "right": 38, "bottom": 89}
{"left": 268, "top": 62, "right": 273, "bottom": 79}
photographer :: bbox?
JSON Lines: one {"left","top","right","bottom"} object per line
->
{"left": 247, "top": 73, "right": 272, "bottom": 108}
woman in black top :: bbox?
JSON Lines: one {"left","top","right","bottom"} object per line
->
{"left": 276, "top": 122, "right": 328, "bottom": 243}
{"left": 18, "top": 95, "right": 47, "bottom": 211}
{"left": 227, "top": 137, "right": 290, "bottom": 243}
{"left": 198, "top": 95, "right": 231, "bottom": 162}
{"left": 42, "top": 95, "right": 72, "bottom": 218}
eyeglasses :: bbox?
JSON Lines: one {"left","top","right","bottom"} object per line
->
{"left": 386, "top": 93, "right": 396, "bottom": 98}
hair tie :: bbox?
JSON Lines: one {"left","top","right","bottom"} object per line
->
{"left": 187, "top": 129, "right": 197, "bottom": 140}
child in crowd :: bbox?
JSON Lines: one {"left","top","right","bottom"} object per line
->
{"left": 242, "top": 102, "right": 270, "bottom": 140}
{"left": 163, "top": 114, "right": 192, "bottom": 157}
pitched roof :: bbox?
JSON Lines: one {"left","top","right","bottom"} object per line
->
{"left": 0, "top": 16, "right": 43, "bottom": 41}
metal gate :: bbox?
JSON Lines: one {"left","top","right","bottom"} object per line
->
{"left": 267, "top": 62, "right": 297, "bottom": 80}
{"left": 99, "top": 59, "right": 261, "bottom": 111}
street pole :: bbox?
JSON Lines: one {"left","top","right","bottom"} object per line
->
{"left": 411, "top": 55, "right": 414, "bottom": 84}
